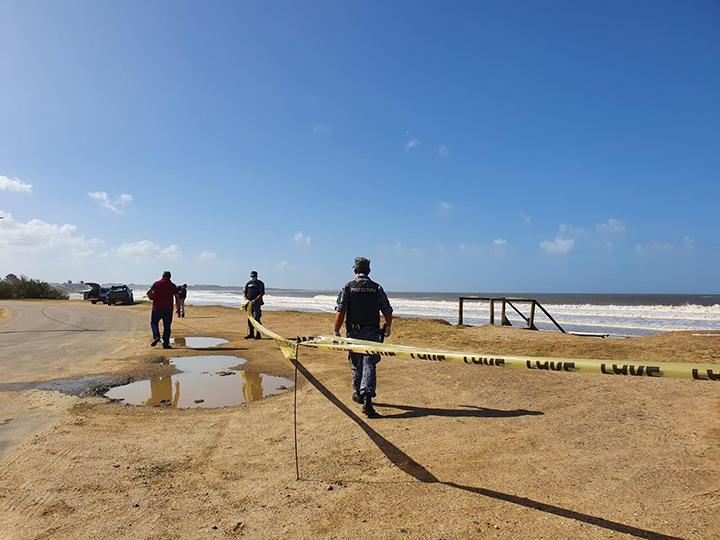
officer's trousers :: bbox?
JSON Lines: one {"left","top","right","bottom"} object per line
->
{"left": 247, "top": 303, "right": 262, "bottom": 334}
{"left": 347, "top": 325, "right": 382, "bottom": 398}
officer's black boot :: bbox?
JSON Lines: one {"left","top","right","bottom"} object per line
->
{"left": 245, "top": 327, "right": 255, "bottom": 339}
{"left": 362, "top": 395, "right": 378, "bottom": 418}
{"left": 352, "top": 391, "right": 362, "bottom": 404}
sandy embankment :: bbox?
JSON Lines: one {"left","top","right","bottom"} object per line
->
{"left": 0, "top": 303, "right": 719, "bottom": 538}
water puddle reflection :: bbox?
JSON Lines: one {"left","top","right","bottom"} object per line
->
{"left": 105, "top": 356, "right": 292, "bottom": 409}
{"left": 172, "top": 336, "right": 229, "bottom": 348}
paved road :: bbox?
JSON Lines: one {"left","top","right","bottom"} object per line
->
{"left": 0, "top": 301, "right": 146, "bottom": 383}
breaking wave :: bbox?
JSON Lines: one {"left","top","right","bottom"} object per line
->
{"left": 184, "top": 290, "right": 720, "bottom": 336}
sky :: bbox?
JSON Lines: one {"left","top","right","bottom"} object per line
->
{"left": 1, "top": 0, "right": 719, "bottom": 292}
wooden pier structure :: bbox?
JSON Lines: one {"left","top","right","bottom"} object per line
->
{"left": 457, "top": 296, "right": 566, "bottom": 332}
{"left": 457, "top": 296, "right": 608, "bottom": 337}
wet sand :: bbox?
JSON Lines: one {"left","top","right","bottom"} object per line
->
{"left": 0, "top": 301, "right": 719, "bottom": 538}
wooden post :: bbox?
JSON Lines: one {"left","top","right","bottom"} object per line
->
{"left": 458, "top": 298, "right": 464, "bottom": 326}
{"left": 501, "top": 300, "right": 508, "bottom": 326}
{"left": 529, "top": 300, "right": 537, "bottom": 330}
{"left": 489, "top": 299, "right": 495, "bottom": 325}
{"left": 537, "top": 302, "right": 566, "bottom": 333}
{"left": 507, "top": 300, "right": 529, "bottom": 325}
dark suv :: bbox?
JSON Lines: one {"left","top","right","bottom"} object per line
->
{"left": 83, "top": 283, "right": 109, "bottom": 305}
{"left": 106, "top": 285, "right": 134, "bottom": 305}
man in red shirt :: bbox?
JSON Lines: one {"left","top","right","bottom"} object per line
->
{"left": 146, "top": 271, "right": 180, "bottom": 349}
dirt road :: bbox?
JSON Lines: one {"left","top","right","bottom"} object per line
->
{"left": 0, "top": 300, "right": 146, "bottom": 383}
{"left": 0, "top": 303, "right": 719, "bottom": 539}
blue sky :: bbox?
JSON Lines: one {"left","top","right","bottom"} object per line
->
{"left": 1, "top": 0, "right": 718, "bottom": 292}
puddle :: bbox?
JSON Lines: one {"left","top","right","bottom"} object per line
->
{"left": 104, "top": 356, "right": 292, "bottom": 409}
{"left": 171, "top": 336, "right": 229, "bottom": 348}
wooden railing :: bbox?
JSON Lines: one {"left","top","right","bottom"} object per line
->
{"left": 457, "top": 296, "right": 566, "bottom": 333}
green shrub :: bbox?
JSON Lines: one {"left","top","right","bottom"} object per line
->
{"left": 0, "top": 276, "right": 69, "bottom": 300}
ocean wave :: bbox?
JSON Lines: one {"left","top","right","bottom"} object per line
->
{"left": 182, "top": 291, "right": 720, "bottom": 335}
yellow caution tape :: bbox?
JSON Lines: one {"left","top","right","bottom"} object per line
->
{"left": 244, "top": 303, "right": 298, "bottom": 360}
{"left": 243, "top": 304, "right": 720, "bottom": 381}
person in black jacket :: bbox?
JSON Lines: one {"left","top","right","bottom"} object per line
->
{"left": 244, "top": 271, "right": 265, "bottom": 339}
{"left": 334, "top": 257, "right": 393, "bottom": 418}
{"left": 177, "top": 284, "right": 188, "bottom": 318}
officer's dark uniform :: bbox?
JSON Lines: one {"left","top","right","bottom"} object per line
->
{"left": 244, "top": 273, "right": 265, "bottom": 339}
{"left": 336, "top": 268, "right": 393, "bottom": 401}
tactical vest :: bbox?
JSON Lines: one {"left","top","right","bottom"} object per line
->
{"left": 245, "top": 280, "right": 261, "bottom": 301}
{"left": 345, "top": 278, "right": 380, "bottom": 327}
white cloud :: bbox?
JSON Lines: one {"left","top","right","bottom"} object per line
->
{"left": 88, "top": 191, "right": 133, "bottom": 214}
{"left": 493, "top": 238, "right": 507, "bottom": 246}
{"left": 438, "top": 145, "right": 449, "bottom": 158}
{"left": 540, "top": 237, "right": 574, "bottom": 254}
{"left": 274, "top": 260, "right": 289, "bottom": 271}
{"left": 457, "top": 242, "right": 482, "bottom": 254}
{"left": 0, "top": 175, "right": 32, "bottom": 194}
{"left": 113, "top": 240, "right": 181, "bottom": 260}
{"left": 436, "top": 201, "right": 451, "bottom": 216}
{"left": 558, "top": 224, "right": 589, "bottom": 238}
{"left": 634, "top": 241, "right": 672, "bottom": 253}
{"left": 389, "top": 241, "right": 425, "bottom": 255}
{"left": 313, "top": 124, "right": 332, "bottom": 133}
{"left": 293, "top": 231, "right": 311, "bottom": 246}
{"left": 0, "top": 210, "right": 100, "bottom": 256}
{"left": 160, "top": 245, "right": 181, "bottom": 258}
{"left": 596, "top": 218, "right": 626, "bottom": 234}
{"left": 634, "top": 237, "right": 695, "bottom": 254}
{"left": 405, "top": 139, "right": 419, "bottom": 150}
{"left": 198, "top": 250, "right": 217, "bottom": 262}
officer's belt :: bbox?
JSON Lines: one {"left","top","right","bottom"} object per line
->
{"left": 347, "top": 323, "right": 379, "bottom": 331}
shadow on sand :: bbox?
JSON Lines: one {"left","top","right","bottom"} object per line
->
{"left": 374, "top": 402, "right": 543, "bottom": 419}
{"left": 0, "top": 329, "right": 105, "bottom": 334}
{"left": 178, "top": 347, "right": 248, "bottom": 352}
{"left": 291, "top": 357, "right": 680, "bottom": 540}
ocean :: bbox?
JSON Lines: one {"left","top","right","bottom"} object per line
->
{"left": 181, "top": 288, "right": 720, "bottom": 337}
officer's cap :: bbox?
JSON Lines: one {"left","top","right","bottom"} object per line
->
{"left": 250, "top": 270, "right": 258, "bottom": 277}
{"left": 353, "top": 257, "right": 370, "bottom": 273}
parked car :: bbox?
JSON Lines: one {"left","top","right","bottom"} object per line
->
{"left": 82, "top": 283, "right": 109, "bottom": 304}
{"left": 106, "top": 285, "right": 134, "bottom": 305}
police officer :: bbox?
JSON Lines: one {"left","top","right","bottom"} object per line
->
{"left": 334, "top": 257, "right": 393, "bottom": 418}
{"left": 244, "top": 271, "right": 265, "bottom": 339}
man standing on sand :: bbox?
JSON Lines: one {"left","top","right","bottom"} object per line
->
{"left": 334, "top": 257, "right": 393, "bottom": 418}
{"left": 177, "top": 284, "right": 188, "bottom": 318}
{"left": 146, "top": 271, "right": 180, "bottom": 349}
{"left": 243, "top": 270, "right": 265, "bottom": 339}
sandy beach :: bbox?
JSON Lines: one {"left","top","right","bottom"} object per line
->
{"left": 1, "top": 300, "right": 719, "bottom": 539}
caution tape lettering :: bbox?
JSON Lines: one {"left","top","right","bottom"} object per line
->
{"left": 526, "top": 360, "right": 576, "bottom": 372}
{"left": 691, "top": 368, "right": 720, "bottom": 381}
{"left": 463, "top": 356, "right": 505, "bottom": 366}
{"left": 599, "top": 364, "right": 661, "bottom": 377}
{"left": 410, "top": 353, "right": 447, "bottom": 362}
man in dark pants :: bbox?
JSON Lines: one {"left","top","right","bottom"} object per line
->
{"left": 177, "top": 284, "right": 188, "bottom": 318}
{"left": 243, "top": 270, "right": 265, "bottom": 339}
{"left": 147, "top": 271, "right": 180, "bottom": 349}
{"left": 334, "top": 257, "right": 393, "bottom": 418}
